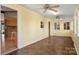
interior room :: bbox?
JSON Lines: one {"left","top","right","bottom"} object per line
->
{"left": 0, "top": 4, "right": 79, "bottom": 55}
{"left": 0, "top": 6, "right": 17, "bottom": 54}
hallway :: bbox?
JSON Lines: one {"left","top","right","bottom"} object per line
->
{"left": 7, "top": 36, "right": 77, "bottom": 55}
{"left": 0, "top": 4, "right": 79, "bottom": 55}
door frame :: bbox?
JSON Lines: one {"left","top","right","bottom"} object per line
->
{"left": 1, "top": 5, "right": 18, "bottom": 54}
{"left": 0, "top": 5, "right": 1, "bottom": 54}
{"left": 48, "top": 21, "right": 51, "bottom": 38}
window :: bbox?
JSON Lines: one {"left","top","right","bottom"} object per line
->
{"left": 40, "top": 21, "right": 44, "bottom": 28}
{"left": 54, "top": 22, "right": 60, "bottom": 30}
{"left": 64, "top": 22, "right": 70, "bottom": 30}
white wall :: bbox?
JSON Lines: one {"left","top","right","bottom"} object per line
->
{"left": 72, "top": 5, "right": 79, "bottom": 54}
{"left": 78, "top": 10, "right": 79, "bottom": 36}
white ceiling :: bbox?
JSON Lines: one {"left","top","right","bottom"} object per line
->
{"left": 23, "top": 4, "right": 77, "bottom": 18}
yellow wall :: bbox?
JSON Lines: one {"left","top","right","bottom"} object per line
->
{"left": 29, "top": 12, "right": 51, "bottom": 45}
{"left": 2, "top": 4, "right": 51, "bottom": 48}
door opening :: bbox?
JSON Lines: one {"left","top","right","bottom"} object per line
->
{"left": 48, "top": 21, "right": 50, "bottom": 38}
{"left": 0, "top": 5, "right": 17, "bottom": 54}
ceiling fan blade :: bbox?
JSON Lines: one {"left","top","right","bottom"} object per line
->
{"left": 44, "top": 4, "right": 49, "bottom": 7}
{"left": 43, "top": 8, "right": 47, "bottom": 13}
{"left": 48, "top": 8, "right": 58, "bottom": 12}
{"left": 50, "top": 5, "right": 59, "bottom": 8}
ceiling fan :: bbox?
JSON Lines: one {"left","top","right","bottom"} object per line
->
{"left": 43, "top": 4, "right": 59, "bottom": 13}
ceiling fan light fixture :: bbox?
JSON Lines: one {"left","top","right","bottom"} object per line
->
{"left": 48, "top": 10, "right": 59, "bottom": 15}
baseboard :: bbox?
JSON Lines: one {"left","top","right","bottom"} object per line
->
{"left": 71, "top": 35, "right": 78, "bottom": 55}
{"left": 73, "top": 42, "right": 78, "bottom": 55}
{"left": 19, "top": 36, "right": 49, "bottom": 49}
{"left": 2, "top": 48, "right": 18, "bottom": 55}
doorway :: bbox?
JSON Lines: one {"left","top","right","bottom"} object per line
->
{"left": 0, "top": 5, "right": 17, "bottom": 54}
{"left": 48, "top": 21, "right": 50, "bottom": 38}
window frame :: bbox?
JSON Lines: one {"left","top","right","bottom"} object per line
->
{"left": 64, "top": 22, "right": 70, "bottom": 30}
{"left": 54, "top": 22, "right": 60, "bottom": 30}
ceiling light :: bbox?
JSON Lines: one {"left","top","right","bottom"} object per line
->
{"left": 48, "top": 10, "right": 59, "bottom": 15}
